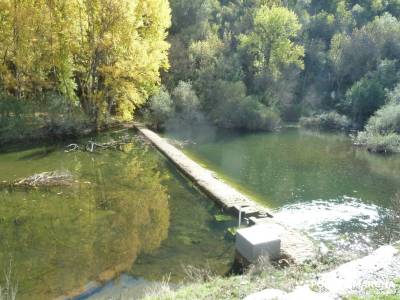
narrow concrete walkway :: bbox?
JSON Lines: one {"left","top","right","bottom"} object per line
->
{"left": 134, "top": 124, "right": 316, "bottom": 263}
{"left": 135, "top": 123, "right": 271, "bottom": 218}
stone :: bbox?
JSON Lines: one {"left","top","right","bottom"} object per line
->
{"left": 318, "top": 245, "right": 400, "bottom": 296}
{"left": 281, "top": 285, "right": 337, "bottom": 300}
{"left": 244, "top": 288, "right": 287, "bottom": 300}
{"left": 236, "top": 224, "right": 281, "bottom": 262}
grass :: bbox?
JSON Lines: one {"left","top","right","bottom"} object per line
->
{"left": 0, "top": 262, "right": 17, "bottom": 300}
{"left": 143, "top": 254, "right": 343, "bottom": 300}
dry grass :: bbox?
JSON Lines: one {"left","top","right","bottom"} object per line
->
{"left": 0, "top": 261, "right": 17, "bottom": 300}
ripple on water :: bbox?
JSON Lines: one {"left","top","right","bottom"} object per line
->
{"left": 273, "top": 196, "right": 395, "bottom": 258}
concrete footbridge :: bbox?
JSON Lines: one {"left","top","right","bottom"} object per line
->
{"left": 134, "top": 123, "right": 316, "bottom": 264}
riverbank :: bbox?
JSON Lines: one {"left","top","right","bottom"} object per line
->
{"left": 142, "top": 243, "right": 400, "bottom": 300}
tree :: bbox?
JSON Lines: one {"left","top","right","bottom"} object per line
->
{"left": 0, "top": 0, "right": 171, "bottom": 126}
{"left": 344, "top": 60, "right": 399, "bottom": 126}
{"left": 239, "top": 5, "right": 304, "bottom": 79}
{"left": 75, "top": 0, "right": 171, "bottom": 124}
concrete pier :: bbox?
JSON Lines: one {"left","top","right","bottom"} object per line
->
{"left": 134, "top": 123, "right": 316, "bottom": 263}
{"left": 236, "top": 225, "right": 281, "bottom": 262}
{"left": 134, "top": 123, "right": 272, "bottom": 219}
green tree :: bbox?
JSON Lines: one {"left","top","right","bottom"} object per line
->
{"left": 344, "top": 60, "right": 399, "bottom": 126}
{"left": 239, "top": 5, "right": 304, "bottom": 78}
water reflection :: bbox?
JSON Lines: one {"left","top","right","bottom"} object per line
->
{"left": 0, "top": 131, "right": 235, "bottom": 300}
{"left": 0, "top": 137, "right": 170, "bottom": 299}
{"left": 177, "top": 127, "right": 400, "bottom": 257}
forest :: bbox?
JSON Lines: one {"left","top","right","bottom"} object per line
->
{"left": 1, "top": 1, "right": 400, "bottom": 300}
{"left": 149, "top": 0, "right": 400, "bottom": 153}
{"left": 1, "top": 0, "right": 400, "bottom": 152}
{"left": 0, "top": 0, "right": 171, "bottom": 141}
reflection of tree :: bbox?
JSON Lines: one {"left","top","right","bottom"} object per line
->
{"left": 0, "top": 142, "right": 170, "bottom": 299}
{"left": 354, "top": 149, "right": 400, "bottom": 181}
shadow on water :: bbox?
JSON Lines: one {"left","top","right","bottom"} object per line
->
{"left": 17, "top": 147, "right": 58, "bottom": 160}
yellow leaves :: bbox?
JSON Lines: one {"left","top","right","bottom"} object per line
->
{"left": 0, "top": 0, "right": 171, "bottom": 124}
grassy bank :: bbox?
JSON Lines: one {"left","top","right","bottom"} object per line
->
{"left": 143, "top": 255, "right": 342, "bottom": 300}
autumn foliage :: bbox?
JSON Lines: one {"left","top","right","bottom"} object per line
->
{"left": 0, "top": 0, "right": 171, "bottom": 124}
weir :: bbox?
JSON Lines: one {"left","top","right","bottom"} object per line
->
{"left": 134, "top": 123, "right": 316, "bottom": 264}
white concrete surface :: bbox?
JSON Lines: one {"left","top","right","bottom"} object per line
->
{"left": 236, "top": 225, "right": 281, "bottom": 262}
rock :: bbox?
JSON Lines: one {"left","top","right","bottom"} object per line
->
{"left": 318, "top": 245, "right": 400, "bottom": 296}
{"left": 244, "top": 288, "right": 287, "bottom": 300}
{"left": 236, "top": 225, "right": 281, "bottom": 262}
{"left": 281, "top": 285, "right": 337, "bottom": 300}
{"left": 245, "top": 286, "right": 338, "bottom": 300}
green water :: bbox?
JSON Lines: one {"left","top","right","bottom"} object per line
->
{"left": 0, "top": 130, "right": 235, "bottom": 299}
{"left": 172, "top": 127, "right": 400, "bottom": 255}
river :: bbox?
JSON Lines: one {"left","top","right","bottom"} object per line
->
{"left": 168, "top": 126, "right": 400, "bottom": 258}
{"left": 0, "top": 129, "right": 235, "bottom": 299}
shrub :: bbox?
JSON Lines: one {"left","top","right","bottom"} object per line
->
{"left": 0, "top": 93, "right": 91, "bottom": 145}
{"left": 387, "top": 83, "right": 400, "bottom": 104}
{"left": 172, "top": 81, "right": 202, "bottom": 121}
{"left": 210, "top": 81, "right": 281, "bottom": 131}
{"left": 146, "top": 87, "right": 174, "bottom": 129}
{"left": 354, "top": 131, "right": 400, "bottom": 153}
{"left": 343, "top": 60, "right": 399, "bottom": 127}
{"left": 354, "top": 103, "right": 400, "bottom": 153}
{"left": 299, "top": 111, "right": 351, "bottom": 131}
{"left": 365, "top": 103, "right": 400, "bottom": 135}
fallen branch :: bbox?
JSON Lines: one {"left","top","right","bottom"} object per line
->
{"left": 5, "top": 171, "right": 74, "bottom": 188}
{"left": 65, "top": 135, "right": 135, "bottom": 153}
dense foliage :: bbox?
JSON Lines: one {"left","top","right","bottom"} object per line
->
{"left": 0, "top": 0, "right": 171, "bottom": 132}
{"left": 2, "top": 0, "right": 400, "bottom": 150}
{"left": 143, "top": 0, "right": 400, "bottom": 150}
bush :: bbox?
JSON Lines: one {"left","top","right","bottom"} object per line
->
{"left": 343, "top": 60, "right": 399, "bottom": 127}
{"left": 145, "top": 87, "right": 174, "bottom": 129}
{"left": 387, "top": 83, "right": 400, "bottom": 104}
{"left": 355, "top": 131, "right": 400, "bottom": 153}
{"left": 354, "top": 103, "right": 400, "bottom": 153}
{"left": 300, "top": 111, "right": 351, "bottom": 131}
{"left": 210, "top": 81, "right": 281, "bottom": 131}
{"left": 172, "top": 81, "right": 202, "bottom": 122}
{"left": 365, "top": 103, "right": 400, "bottom": 135}
{"left": 0, "top": 93, "right": 91, "bottom": 145}
{"left": 145, "top": 81, "right": 207, "bottom": 132}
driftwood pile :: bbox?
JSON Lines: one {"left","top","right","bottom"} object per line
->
{"left": 65, "top": 135, "right": 136, "bottom": 153}
{"left": 1, "top": 171, "right": 74, "bottom": 189}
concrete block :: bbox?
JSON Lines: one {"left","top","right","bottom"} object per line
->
{"left": 236, "top": 225, "right": 281, "bottom": 262}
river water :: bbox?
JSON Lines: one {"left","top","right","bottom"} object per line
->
{"left": 171, "top": 127, "right": 400, "bottom": 258}
{"left": 0, "top": 129, "right": 235, "bottom": 299}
